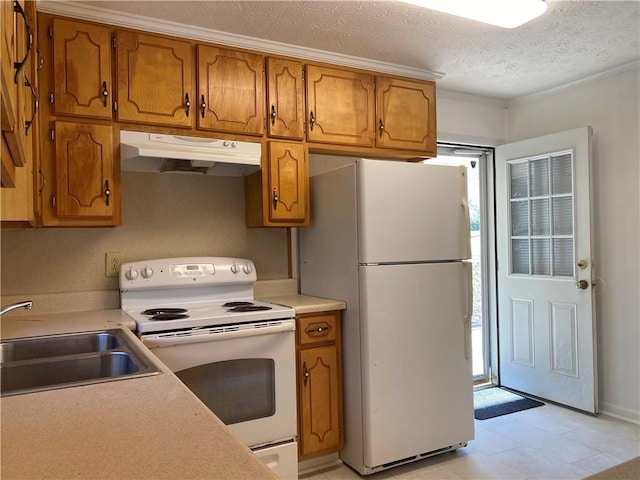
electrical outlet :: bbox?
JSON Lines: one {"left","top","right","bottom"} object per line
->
{"left": 105, "top": 252, "right": 123, "bottom": 277}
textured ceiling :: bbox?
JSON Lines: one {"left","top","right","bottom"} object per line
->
{"left": 51, "top": 0, "right": 639, "bottom": 100}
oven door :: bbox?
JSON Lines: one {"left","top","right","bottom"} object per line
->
{"left": 140, "top": 320, "right": 296, "bottom": 448}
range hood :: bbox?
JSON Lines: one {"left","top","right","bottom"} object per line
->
{"left": 120, "top": 130, "right": 261, "bottom": 177}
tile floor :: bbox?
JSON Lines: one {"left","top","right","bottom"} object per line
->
{"left": 300, "top": 402, "right": 640, "bottom": 480}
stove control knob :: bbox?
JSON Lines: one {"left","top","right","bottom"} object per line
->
{"left": 125, "top": 268, "right": 138, "bottom": 281}
{"left": 242, "top": 263, "right": 253, "bottom": 274}
{"left": 230, "top": 263, "right": 239, "bottom": 274}
{"left": 141, "top": 266, "right": 154, "bottom": 279}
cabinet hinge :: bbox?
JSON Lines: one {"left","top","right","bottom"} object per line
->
{"left": 49, "top": 129, "right": 55, "bottom": 141}
{"left": 48, "top": 92, "right": 54, "bottom": 105}
{"left": 50, "top": 195, "right": 56, "bottom": 208}
{"left": 301, "top": 69, "right": 305, "bottom": 80}
{"left": 113, "top": 101, "right": 118, "bottom": 112}
{"left": 372, "top": 80, "right": 376, "bottom": 92}
{"left": 262, "top": 63, "right": 266, "bottom": 74}
{"left": 47, "top": 26, "right": 52, "bottom": 39}
{"left": 112, "top": 36, "right": 116, "bottom": 49}
{"left": 263, "top": 118, "right": 267, "bottom": 129}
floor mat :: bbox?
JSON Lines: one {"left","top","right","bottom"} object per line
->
{"left": 474, "top": 386, "right": 544, "bottom": 420}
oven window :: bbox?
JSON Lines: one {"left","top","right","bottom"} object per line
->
{"left": 175, "top": 359, "right": 276, "bottom": 425}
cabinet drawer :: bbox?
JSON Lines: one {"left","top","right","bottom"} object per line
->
{"left": 297, "top": 313, "right": 338, "bottom": 346}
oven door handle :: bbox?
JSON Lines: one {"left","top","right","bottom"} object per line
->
{"left": 141, "top": 322, "right": 294, "bottom": 348}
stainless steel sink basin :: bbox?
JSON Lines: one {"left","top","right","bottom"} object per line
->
{"left": 0, "top": 329, "right": 161, "bottom": 396}
{"left": 0, "top": 331, "right": 122, "bottom": 362}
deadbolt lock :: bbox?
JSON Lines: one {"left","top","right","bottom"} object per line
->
{"left": 577, "top": 260, "right": 588, "bottom": 269}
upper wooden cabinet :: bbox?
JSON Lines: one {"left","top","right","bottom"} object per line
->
{"left": 266, "top": 57, "right": 304, "bottom": 140}
{"left": 51, "top": 18, "right": 112, "bottom": 119}
{"left": 375, "top": 76, "right": 436, "bottom": 153}
{"left": 116, "top": 31, "right": 194, "bottom": 128}
{"left": 305, "top": 65, "right": 375, "bottom": 147}
{"left": 51, "top": 121, "right": 115, "bottom": 219}
{"left": 245, "top": 140, "right": 309, "bottom": 227}
{"left": 197, "top": 46, "right": 264, "bottom": 136}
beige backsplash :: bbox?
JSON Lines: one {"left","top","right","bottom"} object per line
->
{"left": 1, "top": 171, "right": 290, "bottom": 314}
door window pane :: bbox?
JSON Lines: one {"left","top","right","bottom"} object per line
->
{"left": 176, "top": 359, "right": 275, "bottom": 425}
{"left": 508, "top": 151, "right": 574, "bottom": 278}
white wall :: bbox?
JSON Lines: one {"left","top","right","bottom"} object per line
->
{"left": 438, "top": 67, "right": 640, "bottom": 423}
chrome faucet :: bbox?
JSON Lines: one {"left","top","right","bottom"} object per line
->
{"left": 0, "top": 301, "right": 33, "bottom": 316}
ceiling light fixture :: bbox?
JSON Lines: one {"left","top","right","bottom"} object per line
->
{"left": 401, "top": 0, "right": 548, "bottom": 28}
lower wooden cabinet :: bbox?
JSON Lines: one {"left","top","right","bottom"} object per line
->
{"left": 295, "top": 311, "right": 343, "bottom": 459}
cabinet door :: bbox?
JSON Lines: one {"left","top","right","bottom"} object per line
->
{"left": 267, "top": 141, "right": 308, "bottom": 224}
{"left": 197, "top": 45, "right": 264, "bottom": 135}
{"left": 266, "top": 57, "right": 304, "bottom": 140}
{"left": 305, "top": 65, "right": 374, "bottom": 147}
{"left": 52, "top": 18, "right": 112, "bottom": 119}
{"left": 53, "top": 121, "right": 114, "bottom": 218}
{"left": 375, "top": 76, "right": 436, "bottom": 153}
{"left": 116, "top": 31, "right": 193, "bottom": 127}
{"left": 298, "top": 345, "right": 341, "bottom": 457}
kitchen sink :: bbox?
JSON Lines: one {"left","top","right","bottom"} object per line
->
{"left": 0, "top": 329, "right": 161, "bottom": 396}
{"left": 0, "top": 331, "right": 122, "bottom": 362}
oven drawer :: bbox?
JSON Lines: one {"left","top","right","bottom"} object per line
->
{"left": 297, "top": 312, "right": 339, "bottom": 346}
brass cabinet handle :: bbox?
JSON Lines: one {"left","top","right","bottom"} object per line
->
{"left": 305, "top": 324, "right": 331, "bottom": 336}
{"left": 13, "top": 0, "right": 32, "bottom": 83}
{"left": 102, "top": 81, "right": 109, "bottom": 107}
{"left": 200, "top": 94, "right": 206, "bottom": 118}
{"left": 379, "top": 118, "right": 384, "bottom": 135}
{"left": 272, "top": 188, "right": 278, "bottom": 210}
{"left": 303, "top": 361, "right": 309, "bottom": 387}
{"left": 185, "top": 93, "right": 191, "bottom": 117}
{"left": 270, "top": 105, "right": 277, "bottom": 125}
{"left": 104, "top": 180, "right": 111, "bottom": 206}
{"left": 309, "top": 111, "right": 315, "bottom": 131}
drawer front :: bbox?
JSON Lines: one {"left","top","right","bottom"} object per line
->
{"left": 298, "top": 313, "right": 338, "bottom": 346}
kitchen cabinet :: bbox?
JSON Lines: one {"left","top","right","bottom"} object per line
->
{"left": 296, "top": 310, "right": 343, "bottom": 459}
{"left": 2, "top": 0, "right": 33, "bottom": 187}
{"left": 375, "top": 76, "right": 436, "bottom": 154}
{"left": 305, "top": 64, "right": 375, "bottom": 147}
{"left": 266, "top": 57, "right": 304, "bottom": 140}
{"left": 244, "top": 140, "right": 309, "bottom": 227}
{"left": 197, "top": 45, "right": 264, "bottom": 136}
{"left": 50, "top": 18, "right": 112, "bottom": 119}
{"left": 44, "top": 121, "right": 116, "bottom": 221}
{"left": 116, "top": 31, "right": 194, "bottom": 128}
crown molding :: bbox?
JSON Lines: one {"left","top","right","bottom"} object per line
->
{"left": 37, "top": 0, "right": 445, "bottom": 82}
{"left": 509, "top": 60, "right": 640, "bottom": 106}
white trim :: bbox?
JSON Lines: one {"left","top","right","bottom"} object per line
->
{"left": 37, "top": 0, "right": 444, "bottom": 82}
{"left": 509, "top": 61, "right": 640, "bottom": 106}
{"left": 599, "top": 401, "right": 640, "bottom": 425}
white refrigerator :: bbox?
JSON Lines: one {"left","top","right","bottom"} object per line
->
{"left": 299, "top": 160, "right": 475, "bottom": 475}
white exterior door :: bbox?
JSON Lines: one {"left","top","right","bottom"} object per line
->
{"left": 496, "top": 126, "right": 597, "bottom": 413}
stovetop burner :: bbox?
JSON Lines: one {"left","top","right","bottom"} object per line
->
{"left": 150, "top": 313, "right": 190, "bottom": 321}
{"left": 142, "top": 308, "right": 188, "bottom": 315}
{"left": 222, "top": 301, "right": 255, "bottom": 307}
{"left": 228, "top": 305, "right": 273, "bottom": 312}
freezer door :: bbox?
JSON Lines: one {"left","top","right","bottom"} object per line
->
{"left": 359, "top": 262, "right": 474, "bottom": 468}
{"left": 357, "top": 161, "right": 471, "bottom": 263}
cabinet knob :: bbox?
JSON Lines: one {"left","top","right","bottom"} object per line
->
{"left": 309, "top": 111, "right": 315, "bottom": 131}
{"left": 185, "top": 93, "right": 191, "bottom": 117}
{"left": 104, "top": 180, "right": 111, "bottom": 206}
{"left": 271, "top": 105, "right": 277, "bottom": 125}
{"left": 272, "top": 188, "right": 279, "bottom": 210}
{"left": 303, "top": 362, "right": 309, "bottom": 387}
{"left": 102, "top": 81, "right": 109, "bottom": 107}
{"left": 379, "top": 118, "right": 384, "bottom": 135}
{"left": 200, "top": 94, "right": 206, "bottom": 118}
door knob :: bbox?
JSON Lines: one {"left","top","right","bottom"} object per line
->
{"left": 576, "top": 280, "right": 589, "bottom": 290}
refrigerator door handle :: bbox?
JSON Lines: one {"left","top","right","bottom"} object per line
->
{"left": 460, "top": 166, "right": 472, "bottom": 260}
{"left": 463, "top": 260, "right": 473, "bottom": 360}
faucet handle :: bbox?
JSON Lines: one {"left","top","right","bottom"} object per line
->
{"left": 0, "top": 300, "right": 33, "bottom": 316}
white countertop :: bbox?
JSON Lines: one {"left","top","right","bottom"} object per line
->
{"left": 259, "top": 294, "right": 346, "bottom": 315}
{"left": 0, "top": 309, "right": 277, "bottom": 480}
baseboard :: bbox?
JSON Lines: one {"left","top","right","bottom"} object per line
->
{"left": 599, "top": 401, "right": 640, "bottom": 425}
{"left": 298, "top": 453, "right": 341, "bottom": 477}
